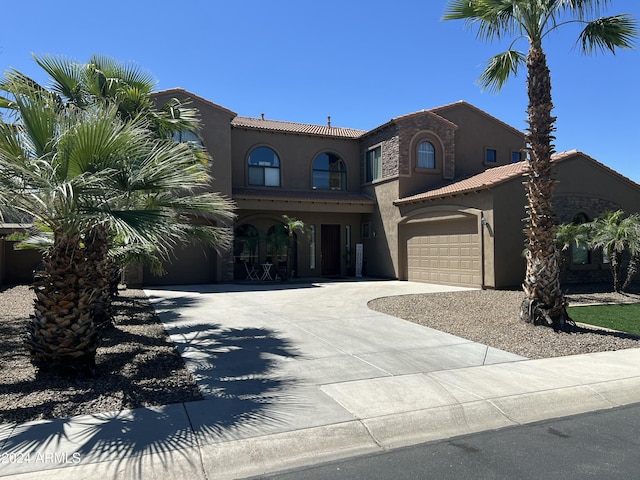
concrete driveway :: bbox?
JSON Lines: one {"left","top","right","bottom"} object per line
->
{"left": 143, "top": 279, "right": 640, "bottom": 479}
{"left": 2, "top": 279, "right": 640, "bottom": 480}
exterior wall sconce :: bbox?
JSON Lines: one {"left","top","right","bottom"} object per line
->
{"left": 481, "top": 215, "right": 494, "bottom": 236}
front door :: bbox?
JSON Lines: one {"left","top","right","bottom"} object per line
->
{"left": 321, "top": 224, "right": 341, "bottom": 276}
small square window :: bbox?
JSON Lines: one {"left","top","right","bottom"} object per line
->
{"left": 485, "top": 149, "right": 497, "bottom": 163}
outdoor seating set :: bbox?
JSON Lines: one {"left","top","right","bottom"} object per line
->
{"left": 244, "top": 261, "right": 273, "bottom": 281}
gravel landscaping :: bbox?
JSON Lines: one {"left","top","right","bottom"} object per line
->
{"left": 0, "top": 285, "right": 202, "bottom": 424}
{"left": 1, "top": 282, "right": 638, "bottom": 424}
{"left": 369, "top": 286, "right": 640, "bottom": 360}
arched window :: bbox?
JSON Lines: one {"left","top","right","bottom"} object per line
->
{"left": 312, "top": 153, "right": 346, "bottom": 190}
{"left": 248, "top": 147, "right": 280, "bottom": 187}
{"left": 266, "top": 224, "right": 288, "bottom": 264}
{"left": 417, "top": 141, "right": 435, "bottom": 169}
{"left": 233, "top": 224, "right": 260, "bottom": 264}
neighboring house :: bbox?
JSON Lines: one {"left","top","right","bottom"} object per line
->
{"left": 133, "top": 88, "right": 640, "bottom": 289}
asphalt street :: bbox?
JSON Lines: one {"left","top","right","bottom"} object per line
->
{"left": 254, "top": 403, "right": 640, "bottom": 480}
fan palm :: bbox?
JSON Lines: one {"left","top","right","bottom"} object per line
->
{"left": 443, "top": 0, "right": 637, "bottom": 329}
{"left": 1, "top": 54, "right": 207, "bottom": 328}
{"left": 0, "top": 83, "right": 234, "bottom": 373}
{"left": 621, "top": 214, "right": 640, "bottom": 292}
{"left": 589, "top": 211, "right": 639, "bottom": 292}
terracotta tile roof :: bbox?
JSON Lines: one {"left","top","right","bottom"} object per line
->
{"left": 233, "top": 187, "right": 375, "bottom": 204}
{"left": 231, "top": 116, "right": 365, "bottom": 139}
{"left": 395, "top": 161, "right": 529, "bottom": 205}
{"left": 395, "top": 149, "right": 640, "bottom": 205}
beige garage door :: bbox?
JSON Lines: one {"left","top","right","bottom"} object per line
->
{"left": 405, "top": 219, "right": 481, "bottom": 287}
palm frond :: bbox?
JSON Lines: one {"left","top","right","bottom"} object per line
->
{"left": 153, "top": 97, "right": 202, "bottom": 138}
{"left": 478, "top": 49, "right": 526, "bottom": 92}
{"left": 89, "top": 55, "right": 157, "bottom": 94}
{"left": 32, "top": 54, "right": 87, "bottom": 106}
{"left": 578, "top": 14, "right": 638, "bottom": 54}
{"left": 443, "top": 0, "right": 519, "bottom": 41}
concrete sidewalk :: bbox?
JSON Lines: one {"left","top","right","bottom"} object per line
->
{"left": 2, "top": 280, "right": 640, "bottom": 479}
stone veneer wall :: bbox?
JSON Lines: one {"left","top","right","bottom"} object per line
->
{"left": 397, "top": 115, "right": 456, "bottom": 179}
{"left": 554, "top": 195, "right": 621, "bottom": 223}
{"left": 360, "top": 123, "right": 400, "bottom": 180}
{"left": 554, "top": 194, "right": 623, "bottom": 285}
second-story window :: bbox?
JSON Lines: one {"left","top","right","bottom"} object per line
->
{"left": 366, "top": 146, "right": 382, "bottom": 183}
{"left": 248, "top": 146, "right": 280, "bottom": 187}
{"left": 313, "top": 153, "right": 346, "bottom": 190}
{"left": 172, "top": 130, "right": 203, "bottom": 146}
{"left": 417, "top": 141, "right": 436, "bottom": 169}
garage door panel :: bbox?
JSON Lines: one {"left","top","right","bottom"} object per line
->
{"left": 405, "top": 218, "right": 481, "bottom": 287}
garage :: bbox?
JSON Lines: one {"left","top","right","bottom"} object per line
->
{"left": 403, "top": 217, "right": 481, "bottom": 287}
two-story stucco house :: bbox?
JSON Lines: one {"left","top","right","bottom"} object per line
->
{"left": 133, "top": 88, "right": 640, "bottom": 289}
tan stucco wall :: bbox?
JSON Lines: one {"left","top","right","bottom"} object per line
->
{"left": 361, "top": 179, "right": 400, "bottom": 278}
{"left": 493, "top": 180, "right": 527, "bottom": 288}
{"left": 491, "top": 153, "right": 640, "bottom": 289}
{"left": 152, "top": 90, "right": 235, "bottom": 198}
{"left": 434, "top": 103, "right": 525, "bottom": 179}
{"left": 230, "top": 128, "right": 361, "bottom": 192}
{"left": 553, "top": 155, "right": 640, "bottom": 219}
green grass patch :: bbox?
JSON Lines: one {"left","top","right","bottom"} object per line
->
{"left": 567, "top": 303, "right": 640, "bottom": 336}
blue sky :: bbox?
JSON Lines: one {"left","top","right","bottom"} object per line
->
{"left": 2, "top": 1, "right": 638, "bottom": 182}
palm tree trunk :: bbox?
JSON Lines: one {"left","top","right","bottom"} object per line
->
{"left": 84, "top": 225, "right": 114, "bottom": 330}
{"left": 622, "top": 254, "right": 639, "bottom": 291}
{"left": 610, "top": 251, "right": 622, "bottom": 292}
{"left": 27, "top": 232, "right": 100, "bottom": 374}
{"left": 519, "top": 46, "right": 568, "bottom": 330}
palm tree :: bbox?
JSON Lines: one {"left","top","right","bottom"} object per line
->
{"left": 589, "top": 210, "right": 638, "bottom": 292}
{"left": 0, "top": 81, "right": 235, "bottom": 373}
{"left": 282, "top": 215, "right": 307, "bottom": 280}
{"left": 1, "top": 54, "right": 206, "bottom": 327}
{"left": 28, "top": 54, "right": 201, "bottom": 136}
{"left": 443, "top": 1, "right": 637, "bottom": 329}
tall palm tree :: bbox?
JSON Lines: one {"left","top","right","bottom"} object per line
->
{"left": 443, "top": 1, "right": 637, "bottom": 329}
{"left": 0, "top": 81, "right": 235, "bottom": 373}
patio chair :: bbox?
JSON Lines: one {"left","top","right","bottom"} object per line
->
{"left": 244, "top": 261, "right": 259, "bottom": 280}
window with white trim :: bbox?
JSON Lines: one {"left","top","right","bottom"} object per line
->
{"left": 417, "top": 141, "right": 435, "bottom": 169}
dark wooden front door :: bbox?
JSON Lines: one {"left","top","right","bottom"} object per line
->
{"left": 321, "top": 224, "right": 341, "bottom": 276}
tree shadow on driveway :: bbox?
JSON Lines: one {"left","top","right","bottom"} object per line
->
{"left": 0, "top": 293, "right": 302, "bottom": 478}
